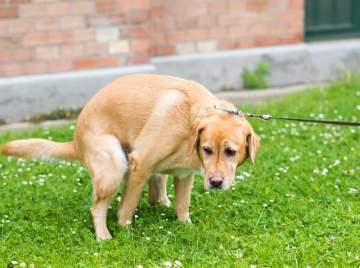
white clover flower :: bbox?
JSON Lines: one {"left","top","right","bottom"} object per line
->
{"left": 349, "top": 188, "right": 358, "bottom": 194}
{"left": 174, "top": 260, "right": 182, "bottom": 267}
{"left": 137, "top": 265, "right": 144, "bottom": 268}
{"left": 234, "top": 249, "right": 244, "bottom": 259}
{"left": 164, "top": 261, "right": 172, "bottom": 267}
{"left": 236, "top": 175, "right": 245, "bottom": 180}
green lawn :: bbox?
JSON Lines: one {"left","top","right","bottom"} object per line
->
{"left": 0, "top": 78, "right": 359, "bottom": 267}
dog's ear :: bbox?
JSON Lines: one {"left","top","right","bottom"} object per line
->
{"left": 187, "top": 123, "right": 205, "bottom": 156}
{"left": 247, "top": 130, "right": 260, "bottom": 165}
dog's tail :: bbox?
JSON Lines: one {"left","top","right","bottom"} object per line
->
{"left": 1, "top": 139, "right": 78, "bottom": 161}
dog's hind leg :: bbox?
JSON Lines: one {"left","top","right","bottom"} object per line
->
{"left": 148, "top": 174, "right": 171, "bottom": 207}
{"left": 81, "top": 135, "right": 128, "bottom": 240}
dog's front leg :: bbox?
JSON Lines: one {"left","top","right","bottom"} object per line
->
{"left": 174, "top": 174, "right": 194, "bottom": 224}
{"left": 117, "top": 166, "right": 151, "bottom": 226}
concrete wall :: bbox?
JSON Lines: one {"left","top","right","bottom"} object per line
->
{"left": 1, "top": 39, "right": 360, "bottom": 122}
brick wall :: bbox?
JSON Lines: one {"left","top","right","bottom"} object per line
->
{"left": 0, "top": 0, "right": 304, "bottom": 77}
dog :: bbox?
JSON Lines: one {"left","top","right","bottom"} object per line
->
{"left": 1, "top": 74, "right": 260, "bottom": 240}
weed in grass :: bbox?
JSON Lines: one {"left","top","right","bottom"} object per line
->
{"left": 242, "top": 61, "right": 270, "bottom": 89}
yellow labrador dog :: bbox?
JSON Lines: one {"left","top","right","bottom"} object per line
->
{"left": 1, "top": 74, "right": 260, "bottom": 240}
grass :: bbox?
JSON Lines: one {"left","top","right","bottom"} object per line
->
{"left": 0, "top": 77, "right": 359, "bottom": 267}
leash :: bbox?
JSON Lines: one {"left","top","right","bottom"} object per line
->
{"left": 218, "top": 108, "right": 360, "bottom": 127}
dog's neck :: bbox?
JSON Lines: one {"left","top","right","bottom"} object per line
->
{"left": 189, "top": 98, "right": 236, "bottom": 125}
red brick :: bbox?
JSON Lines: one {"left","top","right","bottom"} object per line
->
{"left": 122, "top": 25, "right": 150, "bottom": 39}
{"left": 254, "top": 37, "right": 280, "bottom": 47}
{"left": 117, "top": 0, "right": 149, "bottom": 11}
{"left": 72, "top": 29, "right": 94, "bottom": 42}
{"left": 165, "top": 31, "right": 185, "bottom": 42}
{"left": 9, "top": 20, "right": 33, "bottom": 34}
{"left": 208, "top": 27, "right": 228, "bottom": 39}
{"left": 73, "top": 57, "right": 97, "bottom": 70}
{"left": 229, "top": 26, "right": 249, "bottom": 39}
{"left": 47, "top": 31, "right": 72, "bottom": 45}
{"left": 247, "top": 0, "right": 269, "bottom": 12}
{"left": 60, "top": 16, "right": 85, "bottom": 30}
{"left": 73, "top": 56, "right": 119, "bottom": 70}
{"left": 153, "top": 44, "right": 174, "bottom": 56}
{"left": 207, "top": 1, "right": 228, "bottom": 14}
{"left": 0, "top": 63, "right": 24, "bottom": 76}
{"left": 125, "top": 9, "right": 149, "bottom": 24}
{"left": 84, "top": 42, "right": 108, "bottom": 55}
{"left": 218, "top": 14, "right": 241, "bottom": 26}
{"left": 175, "top": 17, "right": 197, "bottom": 30}
{"left": 46, "top": 2, "right": 70, "bottom": 16}
{"left": 35, "top": 45, "right": 59, "bottom": 60}
{"left": 130, "top": 39, "right": 149, "bottom": 53}
{"left": 0, "top": 5, "right": 18, "bottom": 19}
{"left": 0, "top": 48, "right": 33, "bottom": 62}
{"left": 228, "top": 0, "right": 246, "bottom": 12}
{"left": 47, "top": 59, "right": 72, "bottom": 72}
{"left": 184, "top": 2, "right": 207, "bottom": 16}
{"left": 22, "top": 32, "right": 47, "bottom": 46}
{"left": 18, "top": 3, "right": 45, "bottom": 18}
{"left": 23, "top": 61, "right": 47, "bottom": 75}
{"left": 60, "top": 43, "right": 84, "bottom": 58}
{"left": 126, "top": 54, "right": 149, "bottom": 64}
{"left": 150, "top": 5, "right": 164, "bottom": 17}
{"left": 96, "top": 0, "right": 115, "bottom": 13}
{"left": 10, "top": 0, "right": 31, "bottom": 4}
{"left": 219, "top": 39, "right": 240, "bottom": 50}
{"left": 0, "top": 20, "right": 9, "bottom": 34}
{"left": 153, "top": 18, "right": 176, "bottom": 31}
{"left": 197, "top": 16, "right": 216, "bottom": 28}
{"left": 71, "top": 1, "right": 95, "bottom": 15}
{"left": 0, "top": 36, "right": 21, "bottom": 48}
{"left": 151, "top": 32, "right": 165, "bottom": 43}
{"left": 35, "top": 18, "right": 60, "bottom": 31}
{"left": 97, "top": 56, "right": 119, "bottom": 67}
{"left": 182, "top": 29, "right": 208, "bottom": 42}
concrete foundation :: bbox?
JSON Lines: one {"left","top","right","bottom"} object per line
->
{"left": 1, "top": 39, "right": 360, "bottom": 122}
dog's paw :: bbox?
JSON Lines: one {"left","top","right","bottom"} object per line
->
{"left": 177, "top": 214, "right": 192, "bottom": 224}
{"left": 159, "top": 196, "right": 171, "bottom": 208}
{"left": 117, "top": 219, "right": 132, "bottom": 227}
{"left": 96, "top": 229, "right": 112, "bottom": 241}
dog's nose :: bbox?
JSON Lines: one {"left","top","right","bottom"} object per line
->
{"left": 209, "top": 176, "right": 223, "bottom": 188}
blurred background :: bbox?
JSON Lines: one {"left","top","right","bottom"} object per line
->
{"left": 0, "top": 0, "right": 359, "bottom": 122}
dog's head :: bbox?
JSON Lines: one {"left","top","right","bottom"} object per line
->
{"left": 189, "top": 109, "right": 260, "bottom": 190}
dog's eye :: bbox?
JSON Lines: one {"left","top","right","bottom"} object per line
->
{"left": 203, "top": 147, "right": 213, "bottom": 155}
{"left": 224, "top": 148, "right": 236, "bottom": 157}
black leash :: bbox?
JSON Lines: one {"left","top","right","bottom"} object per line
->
{"left": 218, "top": 108, "right": 360, "bottom": 127}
